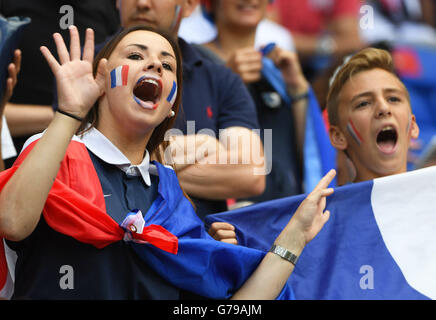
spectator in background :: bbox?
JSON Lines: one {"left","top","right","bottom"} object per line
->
{"left": 201, "top": 0, "right": 310, "bottom": 206}
{"left": 361, "top": 0, "right": 436, "bottom": 47}
{"left": 0, "top": 0, "right": 120, "bottom": 168}
{"left": 0, "top": 49, "right": 21, "bottom": 171}
{"left": 116, "top": 0, "right": 265, "bottom": 220}
{"left": 269, "top": 0, "right": 365, "bottom": 80}
{"left": 179, "top": 3, "right": 296, "bottom": 51}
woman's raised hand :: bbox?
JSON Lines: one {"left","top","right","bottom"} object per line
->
{"left": 40, "top": 26, "right": 107, "bottom": 119}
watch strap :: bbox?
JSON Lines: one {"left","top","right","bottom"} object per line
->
{"left": 269, "top": 244, "right": 299, "bottom": 266}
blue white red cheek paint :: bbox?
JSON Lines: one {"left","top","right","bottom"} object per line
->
{"left": 346, "top": 119, "right": 364, "bottom": 146}
{"left": 167, "top": 81, "right": 177, "bottom": 106}
{"left": 110, "top": 65, "right": 129, "bottom": 88}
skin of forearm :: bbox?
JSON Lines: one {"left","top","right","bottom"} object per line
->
{"left": 172, "top": 129, "right": 266, "bottom": 200}
{"left": 4, "top": 102, "right": 54, "bottom": 137}
{"left": 232, "top": 224, "right": 305, "bottom": 300}
{"left": 0, "top": 113, "right": 80, "bottom": 241}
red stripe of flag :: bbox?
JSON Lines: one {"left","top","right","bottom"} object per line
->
{"left": 122, "top": 65, "right": 129, "bottom": 86}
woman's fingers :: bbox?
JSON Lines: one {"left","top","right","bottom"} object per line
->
{"left": 40, "top": 46, "right": 60, "bottom": 73}
{"left": 94, "top": 58, "right": 108, "bottom": 90}
{"left": 69, "top": 25, "right": 81, "bottom": 61}
{"left": 82, "top": 28, "right": 95, "bottom": 63}
{"left": 53, "top": 32, "right": 70, "bottom": 65}
{"left": 312, "top": 169, "right": 336, "bottom": 194}
{"left": 13, "top": 49, "right": 21, "bottom": 75}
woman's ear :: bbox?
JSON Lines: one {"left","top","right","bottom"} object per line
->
{"left": 329, "top": 125, "right": 348, "bottom": 151}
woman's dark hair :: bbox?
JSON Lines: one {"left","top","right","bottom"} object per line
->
{"left": 78, "top": 25, "right": 183, "bottom": 159}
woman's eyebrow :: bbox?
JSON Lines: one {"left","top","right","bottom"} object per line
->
{"left": 126, "top": 43, "right": 176, "bottom": 61}
{"left": 127, "top": 43, "right": 148, "bottom": 51}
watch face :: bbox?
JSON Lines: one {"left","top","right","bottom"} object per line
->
{"left": 276, "top": 246, "right": 287, "bottom": 256}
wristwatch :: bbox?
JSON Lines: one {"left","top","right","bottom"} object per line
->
{"left": 269, "top": 244, "right": 299, "bottom": 266}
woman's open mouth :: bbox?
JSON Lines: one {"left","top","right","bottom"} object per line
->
{"left": 376, "top": 125, "right": 398, "bottom": 155}
{"left": 133, "top": 76, "right": 162, "bottom": 110}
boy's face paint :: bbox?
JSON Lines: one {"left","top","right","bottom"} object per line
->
{"left": 337, "top": 68, "right": 419, "bottom": 181}
{"left": 346, "top": 119, "right": 363, "bottom": 146}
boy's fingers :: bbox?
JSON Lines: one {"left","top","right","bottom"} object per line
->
{"left": 209, "top": 222, "right": 235, "bottom": 233}
{"left": 214, "top": 229, "right": 237, "bottom": 240}
{"left": 221, "top": 238, "right": 238, "bottom": 245}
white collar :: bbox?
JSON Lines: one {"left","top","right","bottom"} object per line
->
{"left": 79, "top": 127, "right": 152, "bottom": 186}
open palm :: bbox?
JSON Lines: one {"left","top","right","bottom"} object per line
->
{"left": 40, "top": 26, "right": 107, "bottom": 118}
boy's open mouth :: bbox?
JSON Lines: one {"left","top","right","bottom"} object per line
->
{"left": 133, "top": 76, "right": 162, "bottom": 109}
{"left": 376, "top": 125, "right": 398, "bottom": 154}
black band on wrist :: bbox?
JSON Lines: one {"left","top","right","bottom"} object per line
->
{"left": 290, "top": 91, "right": 309, "bottom": 103}
{"left": 57, "top": 109, "right": 84, "bottom": 122}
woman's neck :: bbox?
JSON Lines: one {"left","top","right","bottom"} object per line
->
{"left": 97, "top": 121, "right": 152, "bottom": 165}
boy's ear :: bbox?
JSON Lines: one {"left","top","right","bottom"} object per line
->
{"left": 410, "top": 114, "right": 420, "bottom": 140}
{"left": 329, "top": 125, "right": 348, "bottom": 151}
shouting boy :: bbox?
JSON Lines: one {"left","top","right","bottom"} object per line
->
{"left": 327, "top": 47, "right": 420, "bottom": 183}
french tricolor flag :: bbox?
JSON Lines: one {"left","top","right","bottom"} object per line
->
{"left": 207, "top": 166, "right": 436, "bottom": 299}
{"left": 110, "top": 65, "right": 129, "bottom": 88}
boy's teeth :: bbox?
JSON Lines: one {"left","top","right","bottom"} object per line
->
{"left": 382, "top": 126, "right": 393, "bottom": 131}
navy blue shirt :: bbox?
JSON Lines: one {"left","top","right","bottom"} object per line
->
{"left": 244, "top": 76, "right": 303, "bottom": 202}
{"left": 5, "top": 129, "right": 200, "bottom": 299}
{"left": 174, "top": 39, "right": 259, "bottom": 220}
{"left": 191, "top": 47, "right": 303, "bottom": 202}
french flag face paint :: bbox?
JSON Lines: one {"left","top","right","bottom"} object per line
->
{"left": 347, "top": 119, "right": 364, "bottom": 146}
{"left": 167, "top": 81, "right": 177, "bottom": 106}
{"left": 110, "top": 65, "right": 129, "bottom": 88}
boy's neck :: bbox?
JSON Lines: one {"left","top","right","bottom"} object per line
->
{"left": 354, "top": 163, "right": 408, "bottom": 183}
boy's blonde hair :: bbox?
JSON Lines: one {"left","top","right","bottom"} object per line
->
{"left": 327, "top": 48, "right": 410, "bottom": 126}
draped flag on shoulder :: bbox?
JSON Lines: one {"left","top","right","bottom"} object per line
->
{"left": 0, "top": 134, "right": 295, "bottom": 300}
{"left": 206, "top": 166, "right": 436, "bottom": 300}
